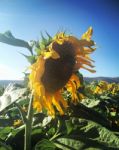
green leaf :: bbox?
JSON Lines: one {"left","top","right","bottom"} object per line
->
{"left": 35, "top": 139, "right": 56, "bottom": 150}
{"left": 0, "top": 146, "right": 12, "bottom": 150}
{"left": 61, "top": 118, "right": 119, "bottom": 149}
{"left": 35, "top": 48, "right": 41, "bottom": 55}
{"left": 45, "top": 31, "right": 52, "bottom": 41}
{"left": 47, "top": 127, "right": 56, "bottom": 137}
{"left": 40, "top": 33, "right": 47, "bottom": 45}
{"left": 55, "top": 138, "right": 84, "bottom": 150}
{"left": 0, "top": 31, "right": 32, "bottom": 54}
{"left": 0, "top": 127, "right": 12, "bottom": 140}
{"left": 45, "top": 32, "right": 52, "bottom": 44}
{"left": 20, "top": 53, "right": 36, "bottom": 64}
{"left": 32, "top": 128, "right": 43, "bottom": 136}
{"left": 110, "top": 112, "right": 116, "bottom": 117}
{"left": 0, "top": 147, "right": 6, "bottom": 150}
{"left": 39, "top": 32, "right": 52, "bottom": 49}
{"left": 65, "top": 120, "right": 74, "bottom": 134}
{"left": 39, "top": 41, "right": 46, "bottom": 50}
{"left": 42, "top": 116, "right": 52, "bottom": 127}
{"left": 81, "top": 98, "right": 100, "bottom": 108}
{"left": 0, "top": 84, "right": 27, "bottom": 113}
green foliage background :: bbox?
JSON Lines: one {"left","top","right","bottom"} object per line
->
{"left": 0, "top": 80, "right": 119, "bottom": 150}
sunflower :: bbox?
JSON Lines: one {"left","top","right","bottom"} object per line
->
{"left": 94, "top": 81, "right": 108, "bottom": 94}
{"left": 29, "top": 27, "right": 96, "bottom": 116}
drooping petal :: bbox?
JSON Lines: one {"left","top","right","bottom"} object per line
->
{"left": 66, "top": 74, "right": 81, "bottom": 104}
{"left": 81, "top": 26, "right": 93, "bottom": 41}
{"left": 81, "top": 65, "right": 96, "bottom": 73}
{"left": 54, "top": 91, "right": 68, "bottom": 109}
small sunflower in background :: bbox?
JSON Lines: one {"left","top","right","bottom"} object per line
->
{"left": 13, "top": 119, "right": 23, "bottom": 127}
{"left": 29, "top": 27, "right": 96, "bottom": 116}
{"left": 94, "top": 81, "right": 108, "bottom": 95}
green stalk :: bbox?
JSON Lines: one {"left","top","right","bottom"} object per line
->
{"left": 24, "top": 93, "right": 33, "bottom": 150}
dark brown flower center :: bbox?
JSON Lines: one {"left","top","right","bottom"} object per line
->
{"left": 41, "top": 42, "right": 76, "bottom": 93}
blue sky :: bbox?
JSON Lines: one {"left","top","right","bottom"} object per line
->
{"left": 0, "top": 0, "right": 119, "bottom": 80}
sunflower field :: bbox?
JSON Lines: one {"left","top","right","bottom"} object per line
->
{"left": 0, "top": 28, "right": 119, "bottom": 150}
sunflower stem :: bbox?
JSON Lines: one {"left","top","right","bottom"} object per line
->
{"left": 24, "top": 93, "right": 33, "bottom": 150}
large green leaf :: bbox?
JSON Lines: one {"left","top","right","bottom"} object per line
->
{"left": 55, "top": 138, "right": 84, "bottom": 150}
{"left": 35, "top": 139, "right": 56, "bottom": 150}
{"left": 0, "top": 127, "right": 12, "bottom": 140}
{"left": 81, "top": 98, "right": 100, "bottom": 108}
{"left": 70, "top": 103, "right": 110, "bottom": 128}
{"left": 20, "top": 53, "right": 36, "bottom": 64}
{"left": 0, "top": 84, "right": 27, "bottom": 112}
{"left": 0, "top": 146, "right": 12, "bottom": 150}
{"left": 54, "top": 118, "right": 119, "bottom": 150}
{"left": 0, "top": 31, "right": 32, "bottom": 53}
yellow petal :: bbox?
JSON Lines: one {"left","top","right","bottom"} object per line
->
{"left": 53, "top": 32, "right": 69, "bottom": 45}
{"left": 56, "top": 91, "right": 68, "bottom": 108}
{"left": 81, "top": 65, "right": 96, "bottom": 73}
{"left": 43, "top": 50, "right": 60, "bottom": 60}
{"left": 52, "top": 96, "right": 64, "bottom": 115}
{"left": 81, "top": 27, "right": 93, "bottom": 41}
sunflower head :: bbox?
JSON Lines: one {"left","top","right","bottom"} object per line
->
{"left": 29, "top": 27, "right": 96, "bottom": 116}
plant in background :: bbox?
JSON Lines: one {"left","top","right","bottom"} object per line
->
{"left": 0, "top": 27, "right": 119, "bottom": 150}
{"left": 83, "top": 80, "right": 119, "bottom": 130}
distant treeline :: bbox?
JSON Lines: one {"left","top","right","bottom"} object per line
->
{"left": 0, "top": 80, "right": 23, "bottom": 86}
{"left": 84, "top": 77, "right": 119, "bottom": 83}
{"left": 0, "top": 77, "right": 119, "bottom": 87}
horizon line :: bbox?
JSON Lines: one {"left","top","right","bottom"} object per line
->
{"left": 0, "top": 76, "right": 119, "bottom": 81}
